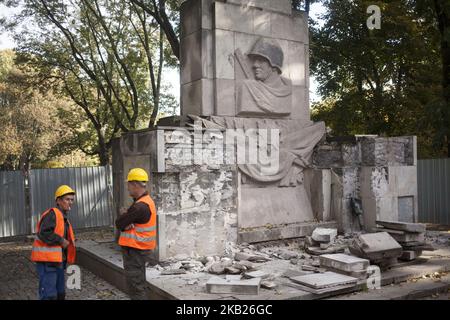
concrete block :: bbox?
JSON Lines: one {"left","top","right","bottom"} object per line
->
{"left": 288, "top": 41, "right": 306, "bottom": 86}
{"left": 351, "top": 232, "right": 402, "bottom": 261}
{"left": 215, "top": 2, "right": 254, "bottom": 34}
{"left": 290, "top": 271, "right": 358, "bottom": 289}
{"left": 181, "top": 79, "right": 214, "bottom": 116}
{"left": 244, "top": 270, "right": 270, "bottom": 279}
{"left": 239, "top": 185, "right": 315, "bottom": 229}
{"left": 181, "top": 29, "right": 213, "bottom": 84}
{"left": 215, "top": 79, "right": 236, "bottom": 116}
{"left": 226, "top": 0, "right": 292, "bottom": 15}
{"left": 253, "top": 10, "right": 271, "bottom": 37}
{"left": 291, "top": 86, "right": 309, "bottom": 120}
{"left": 319, "top": 254, "right": 370, "bottom": 272}
{"left": 376, "top": 220, "right": 426, "bottom": 233}
{"left": 311, "top": 228, "right": 337, "bottom": 243}
{"left": 206, "top": 276, "right": 261, "bottom": 295}
{"left": 180, "top": 0, "right": 213, "bottom": 37}
{"left": 398, "top": 196, "right": 415, "bottom": 223}
{"left": 214, "top": 29, "right": 235, "bottom": 79}
{"left": 390, "top": 232, "right": 425, "bottom": 244}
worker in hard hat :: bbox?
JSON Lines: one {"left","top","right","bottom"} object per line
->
{"left": 115, "top": 168, "right": 157, "bottom": 300}
{"left": 237, "top": 37, "right": 292, "bottom": 115}
{"left": 31, "top": 185, "right": 76, "bottom": 300}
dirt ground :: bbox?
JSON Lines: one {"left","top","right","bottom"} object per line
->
{"left": 0, "top": 227, "right": 129, "bottom": 300}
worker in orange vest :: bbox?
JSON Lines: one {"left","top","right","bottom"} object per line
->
{"left": 115, "top": 168, "right": 157, "bottom": 300}
{"left": 31, "top": 185, "right": 76, "bottom": 300}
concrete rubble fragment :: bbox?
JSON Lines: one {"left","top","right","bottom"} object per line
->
{"left": 289, "top": 271, "right": 359, "bottom": 294}
{"left": 375, "top": 220, "right": 433, "bottom": 261}
{"left": 206, "top": 276, "right": 261, "bottom": 295}
{"left": 312, "top": 228, "right": 338, "bottom": 243}
{"left": 349, "top": 232, "right": 402, "bottom": 268}
{"left": 319, "top": 253, "right": 370, "bottom": 280}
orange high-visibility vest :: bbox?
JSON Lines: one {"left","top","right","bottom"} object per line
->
{"left": 31, "top": 208, "right": 76, "bottom": 264}
{"left": 118, "top": 194, "right": 157, "bottom": 250}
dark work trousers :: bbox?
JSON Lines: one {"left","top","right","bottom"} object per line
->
{"left": 36, "top": 262, "right": 66, "bottom": 300}
{"left": 122, "top": 247, "right": 151, "bottom": 300}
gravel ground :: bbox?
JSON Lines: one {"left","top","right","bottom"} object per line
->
{"left": 0, "top": 228, "right": 129, "bottom": 300}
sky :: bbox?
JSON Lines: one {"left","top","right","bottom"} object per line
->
{"left": 0, "top": 2, "right": 326, "bottom": 103}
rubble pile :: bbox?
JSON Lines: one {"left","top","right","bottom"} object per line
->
{"left": 305, "top": 228, "right": 347, "bottom": 255}
{"left": 374, "top": 220, "right": 435, "bottom": 261}
{"left": 349, "top": 232, "right": 403, "bottom": 269}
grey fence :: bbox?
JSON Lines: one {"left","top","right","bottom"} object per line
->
{"left": 0, "top": 166, "right": 113, "bottom": 238}
{"left": 30, "top": 166, "right": 113, "bottom": 231}
{"left": 0, "top": 171, "right": 28, "bottom": 238}
{"left": 418, "top": 158, "right": 450, "bottom": 225}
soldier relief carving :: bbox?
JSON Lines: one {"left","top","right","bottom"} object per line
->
{"left": 235, "top": 37, "right": 293, "bottom": 116}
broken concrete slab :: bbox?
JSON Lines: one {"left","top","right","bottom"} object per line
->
{"left": 206, "top": 277, "right": 261, "bottom": 295}
{"left": 311, "top": 228, "right": 338, "bottom": 243}
{"left": 290, "top": 271, "right": 358, "bottom": 289}
{"left": 225, "top": 275, "right": 242, "bottom": 281}
{"left": 323, "top": 266, "right": 368, "bottom": 280}
{"left": 319, "top": 254, "right": 370, "bottom": 273}
{"left": 389, "top": 232, "right": 425, "bottom": 244}
{"left": 350, "top": 232, "right": 402, "bottom": 261}
{"left": 376, "top": 220, "right": 426, "bottom": 233}
{"left": 243, "top": 270, "right": 270, "bottom": 279}
{"left": 208, "top": 262, "right": 226, "bottom": 275}
{"left": 261, "top": 281, "right": 278, "bottom": 290}
{"left": 285, "top": 280, "right": 357, "bottom": 295}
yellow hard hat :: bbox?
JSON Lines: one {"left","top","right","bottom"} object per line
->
{"left": 55, "top": 185, "right": 76, "bottom": 200}
{"left": 127, "top": 168, "right": 149, "bottom": 182}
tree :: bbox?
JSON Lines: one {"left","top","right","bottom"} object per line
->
{"left": 1, "top": 0, "right": 178, "bottom": 164}
{"left": 310, "top": 0, "right": 445, "bottom": 158}
{"left": 0, "top": 50, "right": 73, "bottom": 171}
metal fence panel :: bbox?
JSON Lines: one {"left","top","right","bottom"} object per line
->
{"left": 29, "top": 166, "right": 113, "bottom": 231}
{"left": 0, "top": 171, "right": 27, "bottom": 237}
{"left": 418, "top": 158, "right": 450, "bottom": 225}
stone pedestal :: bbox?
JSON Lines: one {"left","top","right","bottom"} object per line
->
{"left": 313, "top": 136, "right": 418, "bottom": 233}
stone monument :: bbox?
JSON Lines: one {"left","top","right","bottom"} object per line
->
{"left": 111, "top": 0, "right": 418, "bottom": 261}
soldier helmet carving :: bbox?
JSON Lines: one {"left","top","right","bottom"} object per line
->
{"left": 248, "top": 38, "right": 284, "bottom": 74}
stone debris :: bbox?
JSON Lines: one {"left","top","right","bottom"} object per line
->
{"left": 289, "top": 271, "right": 358, "bottom": 294}
{"left": 375, "top": 221, "right": 433, "bottom": 261}
{"left": 349, "top": 232, "right": 402, "bottom": 268}
{"left": 206, "top": 276, "right": 261, "bottom": 295}
{"left": 376, "top": 220, "right": 426, "bottom": 233}
{"left": 311, "top": 228, "right": 338, "bottom": 243}
{"left": 261, "top": 280, "right": 278, "bottom": 290}
{"left": 234, "top": 251, "right": 270, "bottom": 262}
{"left": 306, "top": 228, "right": 346, "bottom": 256}
{"left": 319, "top": 253, "right": 369, "bottom": 280}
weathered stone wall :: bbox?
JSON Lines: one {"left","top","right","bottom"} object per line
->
{"left": 180, "top": 0, "right": 309, "bottom": 119}
{"left": 312, "top": 136, "right": 418, "bottom": 233}
{"left": 112, "top": 128, "right": 238, "bottom": 261}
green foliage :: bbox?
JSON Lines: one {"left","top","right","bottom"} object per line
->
{"left": 1, "top": 0, "right": 180, "bottom": 165}
{"left": 310, "top": 0, "right": 447, "bottom": 159}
